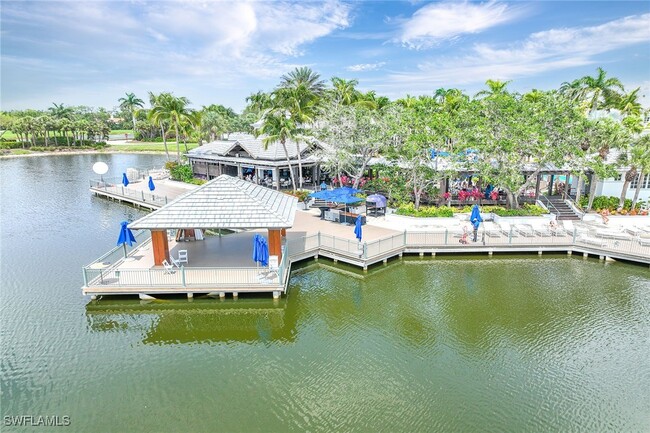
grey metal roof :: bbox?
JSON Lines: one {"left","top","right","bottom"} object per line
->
{"left": 129, "top": 174, "right": 297, "bottom": 230}
{"left": 188, "top": 133, "right": 314, "bottom": 161}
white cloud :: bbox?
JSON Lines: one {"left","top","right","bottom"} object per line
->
{"left": 384, "top": 13, "right": 650, "bottom": 93}
{"left": 0, "top": 0, "right": 352, "bottom": 110}
{"left": 397, "top": 1, "right": 524, "bottom": 49}
{"left": 346, "top": 62, "right": 386, "bottom": 72}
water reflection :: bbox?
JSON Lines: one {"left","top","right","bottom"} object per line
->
{"left": 85, "top": 296, "right": 298, "bottom": 345}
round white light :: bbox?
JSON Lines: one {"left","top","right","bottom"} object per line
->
{"left": 92, "top": 162, "right": 109, "bottom": 175}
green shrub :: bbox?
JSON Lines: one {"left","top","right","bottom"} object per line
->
{"left": 0, "top": 141, "right": 23, "bottom": 149}
{"left": 395, "top": 204, "right": 454, "bottom": 217}
{"left": 166, "top": 161, "right": 195, "bottom": 183}
{"left": 579, "top": 196, "right": 640, "bottom": 211}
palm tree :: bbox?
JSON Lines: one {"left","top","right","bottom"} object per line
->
{"left": 150, "top": 94, "right": 194, "bottom": 161}
{"left": 618, "top": 87, "right": 642, "bottom": 117}
{"left": 245, "top": 91, "right": 272, "bottom": 115}
{"left": 577, "top": 67, "right": 624, "bottom": 114}
{"left": 331, "top": 77, "right": 360, "bottom": 106}
{"left": 147, "top": 92, "right": 171, "bottom": 160}
{"left": 255, "top": 110, "right": 299, "bottom": 190}
{"left": 630, "top": 135, "right": 650, "bottom": 209}
{"left": 118, "top": 92, "right": 145, "bottom": 133}
{"left": 48, "top": 103, "right": 74, "bottom": 120}
{"left": 475, "top": 79, "right": 512, "bottom": 99}
{"left": 278, "top": 67, "right": 326, "bottom": 97}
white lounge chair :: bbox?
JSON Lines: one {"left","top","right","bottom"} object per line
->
{"left": 531, "top": 223, "right": 552, "bottom": 237}
{"left": 498, "top": 222, "right": 518, "bottom": 237}
{"left": 482, "top": 221, "right": 502, "bottom": 237}
{"left": 595, "top": 228, "right": 631, "bottom": 240}
{"left": 577, "top": 235, "right": 607, "bottom": 247}
{"left": 162, "top": 259, "right": 175, "bottom": 274}
{"left": 515, "top": 224, "right": 535, "bottom": 237}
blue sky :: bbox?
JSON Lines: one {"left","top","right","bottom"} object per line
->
{"left": 1, "top": 1, "right": 649, "bottom": 113}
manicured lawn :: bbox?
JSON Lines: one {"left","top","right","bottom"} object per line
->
{"left": 1, "top": 130, "right": 19, "bottom": 140}
{"left": 107, "top": 142, "right": 200, "bottom": 152}
{"left": 109, "top": 129, "right": 133, "bottom": 135}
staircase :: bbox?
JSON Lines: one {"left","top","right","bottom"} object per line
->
{"left": 542, "top": 196, "right": 581, "bottom": 221}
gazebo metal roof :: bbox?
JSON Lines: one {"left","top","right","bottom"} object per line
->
{"left": 129, "top": 174, "right": 297, "bottom": 230}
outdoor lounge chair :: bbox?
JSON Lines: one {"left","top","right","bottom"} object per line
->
{"left": 482, "top": 222, "right": 502, "bottom": 237}
{"left": 531, "top": 223, "right": 553, "bottom": 237}
{"left": 595, "top": 228, "right": 631, "bottom": 240}
{"left": 638, "top": 234, "right": 650, "bottom": 247}
{"left": 162, "top": 259, "right": 175, "bottom": 274}
{"left": 497, "top": 221, "right": 518, "bottom": 237}
{"left": 177, "top": 250, "right": 188, "bottom": 264}
{"left": 515, "top": 224, "right": 535, "bottom": 237}
{"left": 577, "top": 235, "right": 607, "bottom": 247}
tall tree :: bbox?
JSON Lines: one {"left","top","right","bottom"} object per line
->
{"left": 255, "top": 110, "right": 300, "bottom": 190}
{"left": 149, "top": 94, "right": 195, "bottom": 161}
{"left": 278, "top": 67, "right": 326, "bottom": 97}
{"left": 330, "top": 77, "right": 360, "bottom": 106}
{"left": 630, "top": 135, "right": 650, "bottom": 209}
{"left": 577, "top": 67, "right": 624, "bottom": 114}
{"left": 118, "top": 92, "right": 145, "bottom": 133}
{"left": 474, "top": 79, "right": 512, "bottom": 99}
{"left": 147, "top": 92, "right": 170, "bottom": 160}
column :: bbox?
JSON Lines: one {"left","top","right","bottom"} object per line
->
{"left": 151, "top": 230, "right": 169, "bottom": 266}
{"left": 268, "top": 229, "right": 282, "bottom": 262}
{"left": 237, "top": 164, "right": 243, "bottom": 179}
{"left": 273, "top": 168, "right": 279, "bottom": 190}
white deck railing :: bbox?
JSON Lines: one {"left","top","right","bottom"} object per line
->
{"left": 83, "top": 228, "right": 650, "bottom": 291}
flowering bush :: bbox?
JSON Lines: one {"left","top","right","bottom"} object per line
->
{"left": 490, "top": 190, "right": 499, "bottom": 200}
{"left": 396, "top": 204, "right": 454, "bottom": 217}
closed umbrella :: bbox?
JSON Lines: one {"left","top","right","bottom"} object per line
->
{"left": 148, "top": 176, "right": 155, "bottom": 191}
{"left": 117, "top": 221, "right": 136, "bottom": 258}
{"left": 122, "top": 173, "right": 129, "bottom": 187}
{"left": 252, "top": 234, "right": 269, "bottom": 267}
{"left": 470, "top": 204, "right": 483, "bottom": 242}
{"left": 354, "top": 215, "right": 363, "bottom": 242}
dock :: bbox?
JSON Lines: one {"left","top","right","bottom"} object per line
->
{"left": 85, "top": 179, "right": 650, "bottom": 300}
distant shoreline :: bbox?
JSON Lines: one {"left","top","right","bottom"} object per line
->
{"left": 0, "top": 148, "right": 165, "bottom": 159}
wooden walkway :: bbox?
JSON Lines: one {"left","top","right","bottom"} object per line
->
{"left": 84, "top": 181, "right": 650, "bottom": 299}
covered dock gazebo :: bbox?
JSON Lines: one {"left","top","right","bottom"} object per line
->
{"left": 128, "top": 174, "right": 297, "bottom": 266}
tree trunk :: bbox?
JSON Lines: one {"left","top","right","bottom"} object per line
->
{"left": 280, "top": 140, "right": 296, "bottom": 190}
{"left": 619, "top": 180, "right": 630, "bottom": 210}
{"left": 132, "top": 113, "right": 137, "bottom": 134}
{"left": 575, "top": 176, "right": 582, "bottom": 205}
{"left": 296, "top": 143, "right": 303, "bottom": 189}
{"left": 65, "top": 132, "right": 70, "bottom": 147}
{"left": 504, "top": 187, "right": 517, "bottom": 209}
{"left": 174, "top": 122, "right": 181, "bottom": 162}
{"left": 632, "top": 172, "right": 644, "bottom": 209}
{"left": 586, "top": 175, "right": 598, "bottom": 211}
{"left": 160, "top": 122, "right": 170, "bottom": 160}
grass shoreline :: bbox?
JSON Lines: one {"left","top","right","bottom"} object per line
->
{"left": 0, "top": 147, "right": 168, "bottom": 159}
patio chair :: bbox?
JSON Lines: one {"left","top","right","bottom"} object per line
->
{"left": 577, "top": 235, "right": 607, "bottom": 248}
{"left": 515, "top": 224, "right": 535, "bottom": 237}
{"left": 162, "top": 259, "right": 175, "bottom": 274}
{"left": 482, "top": 221, "right": 502, "bottom": 237}
{"left": 531, "top": 223, "right": 552, "bottom": 237}
{"left": 170, "top": 256, "right": 181, "bottom": 268}
{"left": 497, "top": 221, "right": 518, "bottom": 237}
{"left": 177, "top": 250, "right": 188, "bottom": 264}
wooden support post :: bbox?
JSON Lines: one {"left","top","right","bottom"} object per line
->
{"left": 567, "top": 250, "right": 572, "bottom": 256}
{"left": 232, "top": 292, "right": 238, "bottom": 299}
{"left": 419, "top": 252, "right": 424, "bottom": 257}
{"left": 488, "top": 250, "right": 493, "bottom": 256}
{"left": 538, "top": 250, "right": 543, "bottom": 256}
{"left": 431, "top": 252, "right": 436, "bottom": 257}
{"left": 273, "top": 291, "right": 280, "bottom": 299}
{"left": 187, "top": 292, "right": 193, "bottom": 299}
{"left": 583, "top": 252, "right": 588, "bottom": 258}
{"left": 268, "top": 229, "right": 282, "bottom": 263}
{"left": 219, "top": 292, "right": 225, "bottom": 299}
{"left": 151, "top": 229, "right": 170, "bottom": 266}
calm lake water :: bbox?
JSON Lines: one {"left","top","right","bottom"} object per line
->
{"left": 1, "top": 154, "right": 649, "bottom": 432}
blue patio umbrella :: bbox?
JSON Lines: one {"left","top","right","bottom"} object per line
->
{"left": 117, "top": 221, "right": 136, "bottom": 258}
{"left": 366, "top": 193, "right": 387, "bottom": 208}
{"left": 470, "top": 204, "right": 483, "bottom": 241}
{"left": 354, "top": 215, "right": 363, "bottom": 242}
{"left": 309, "top": 189, "right": 338, "bottom": 200}
{"left": 332, "top": 186, "right": 360, "bottom": 195}
{"left": 252, "top": 234, "right": 269, "bottom": 267}
{"left": 148, "top": 176, "right": 155, "bottom": 191}
{"left": 122, "top": 173, "right": 129, "bottom": 187}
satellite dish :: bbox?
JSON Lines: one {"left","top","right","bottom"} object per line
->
{"left": 93, "top": 162, "right": 108, "bottom": 175}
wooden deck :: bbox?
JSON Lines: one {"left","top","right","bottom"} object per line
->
{"left": 85, "top": 183, "right": 650, "bottom": 299}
